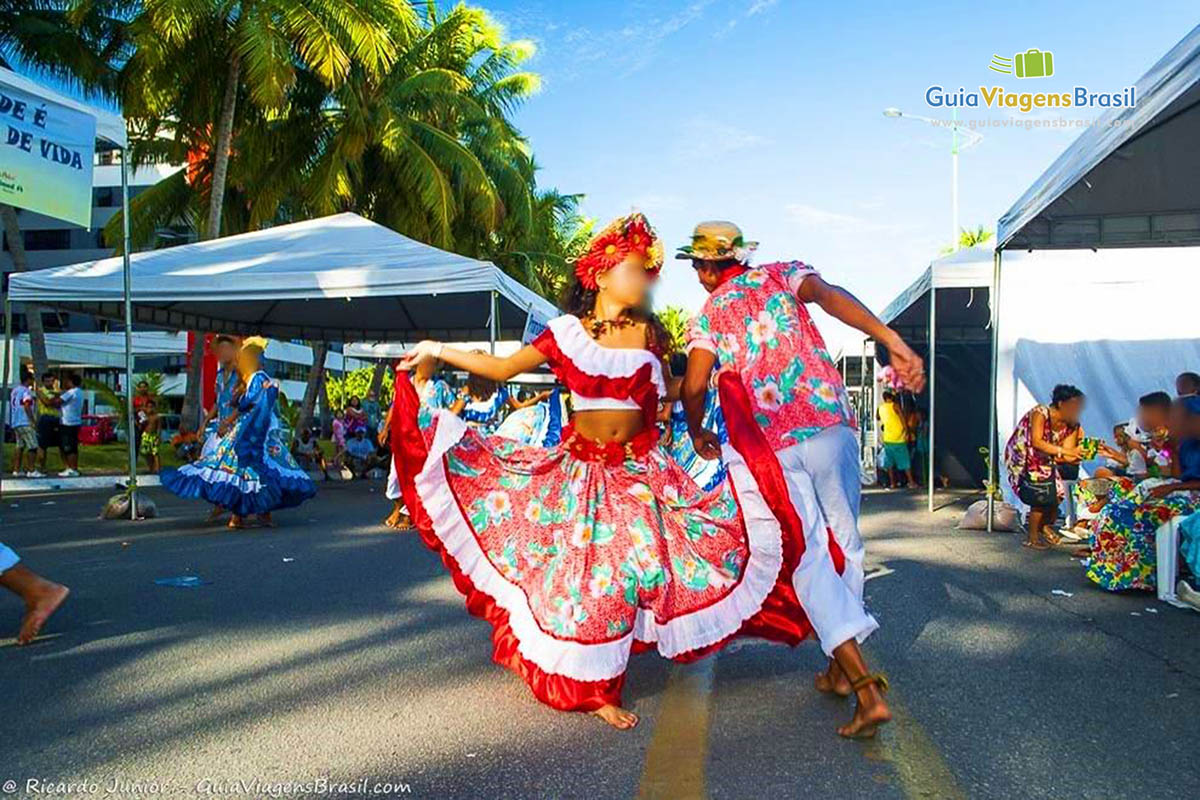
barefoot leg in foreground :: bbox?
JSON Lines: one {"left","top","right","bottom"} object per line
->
{"left": 591, "top": 704, "right": 639, "bottom": 730}
{"left": 0, "top": 552, "right": 70, "bottom": 645}
{"left": 831, "top": 639, "right": 892, "bottom": 738}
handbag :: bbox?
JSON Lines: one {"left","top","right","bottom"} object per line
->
{"left": 1018, "top": 473, "right": 1057, "bottom": 507}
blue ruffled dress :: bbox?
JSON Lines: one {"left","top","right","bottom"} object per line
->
{"left": 162, "top": 370, "right": 317, "bottom": 516}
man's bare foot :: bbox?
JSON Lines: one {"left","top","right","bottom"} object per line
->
{"left": 837, "top": 683, "right": 892, "bottom": 739}
{"left": 815, "top": 661, "right": 852, "bottom": 697}
{"left": 590, "top": 704, "right": 638, "bottom": 730}
{"left": 18, "top": 581, "right": 69, "bottom": 645}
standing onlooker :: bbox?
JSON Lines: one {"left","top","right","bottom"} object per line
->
{"left": 331, "top": 409, "right": 348, "bottom": 465}
{"left": 878, "top": 390, "right": 916, "bottom": 488}
{"left": 30, "top": 372, "right": 61, "bottom": 478}
{"left": 140, "top": 403, "right": 162, "bottom": 473}
{"left": 9, "top": 370, "right": 38, "bottom": 476}
{"left": 132, "top": 379, "right": 153, "bottom": 443}
{"left": 56, "top": 372, "right": 84, "bottom": 477}
{"left": 362, "top": 390, "right": 382, "bottom": 437}
{"left": 1004, "top": 384, "right": 1086, "bottom": 550}
{"left": 1177, "top": 372, "right": 1200, "bottom": 397}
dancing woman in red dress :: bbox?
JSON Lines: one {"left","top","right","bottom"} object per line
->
{"left": 391, "top": 213, "right": 882, "bottom": 733}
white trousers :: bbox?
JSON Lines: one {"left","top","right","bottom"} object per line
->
{"left": 0, "top": 542, "right": 20, "bottom": 574}
{"left": 775, "top": 426, "right": 876, "bottom": 655}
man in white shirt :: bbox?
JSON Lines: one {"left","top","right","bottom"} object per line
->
{"left": 9, "top": 370, "right": 38, "bottom": 476}
{"left": 56, "top": 372, "right": 84, "bottom": 477}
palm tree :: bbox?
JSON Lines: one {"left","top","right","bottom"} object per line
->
{"left": 656, "top": 305, "right": 693, "bottom": 354}
{"left": 109, "top": 0, "right": 417, "bottom": 427}
{"left": 940, "top": 225, "right": 995, "bottom": 255}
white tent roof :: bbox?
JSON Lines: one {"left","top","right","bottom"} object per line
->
{"left": 997, "top": 24, "right": 1200, "bottom": 250}
{"left": 879, "top": 247, "right": 994, "bottom": 325}
{"left": 0, "top": 67, "right": 127, "bottom": 148}
{"left": 8, "top": 213, "right": 560, "bottom": 342}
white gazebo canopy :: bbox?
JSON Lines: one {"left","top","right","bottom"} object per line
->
{"left": 879, "top": 246, "right": 994, "bottom": 326}
{"left": 997, "top": 24, "right": 1200, "bottom": 249}
{"left": 7, "top": 212, "right": 560, "bottom": 342}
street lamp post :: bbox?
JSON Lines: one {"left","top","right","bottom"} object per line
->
{"left": 882, "top": 107, "right": 983, "bottom": 251}
{"left": 882, "top": 107, "right": 984, "bottom": 512}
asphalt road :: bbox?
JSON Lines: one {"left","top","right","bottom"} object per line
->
{"left": 1, "top": 483, "right": 1198, "bottom": 799}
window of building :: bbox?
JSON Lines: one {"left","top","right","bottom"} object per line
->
{"left": 22, "top": 229, "right": 72, "bottom": 250}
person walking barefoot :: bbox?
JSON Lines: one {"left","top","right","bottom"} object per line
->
{"left": 680, "top": 221, "right": 924, "bottom": 738}
{"left": 393, "top": 214, "right": 864, "bottom": 732}
{"left": 0, "top": 542, "right": 69, "bottom": 645}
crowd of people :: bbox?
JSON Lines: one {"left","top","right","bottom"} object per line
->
{"left": 8, "top": 369, "right": 84, "bottom": 478}
{"left": 1003, "top": 372, "right": 1200, "bottom": 609}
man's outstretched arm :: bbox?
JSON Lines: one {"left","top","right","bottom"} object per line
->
{"left": 682, "top": 348, "right": 722, "bottom": 460}
{"left": 798, "top": 275, "right": 926, "bottom": 393}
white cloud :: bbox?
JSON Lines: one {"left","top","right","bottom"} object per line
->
{"left": 675, "top": 119, "right": 768, "bottom": 160}
{"left": 747, "top": 0, "right": 780, "bottom": 16}
{"left": 783, "top": 203, "right": 903, "bottom": 234}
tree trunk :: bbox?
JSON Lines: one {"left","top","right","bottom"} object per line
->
{"left": 296, "top": 341, "right": 328, "bottom": 436}
{"left": 180, "top": 52, "right": 242, "bottom": 429}
{"left": 368, "top": 360, "right": 386, "bottom": 397}
{"left": 1, "top": 204, "right": 48, "bottom": 377}
{"left": 318, "top": 372, "right": 333, "bottom": 438}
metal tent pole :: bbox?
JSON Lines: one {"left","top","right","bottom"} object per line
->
{"left": 859, "top": 338, "right": 867, "bottom": 461}
{"left": 0, "top": 295, "right": 12, "bottom": 498}
{"left": 928, "top": 282, "right": 937, "bottom": 513}
{"left": 120, "top": 151, "right": 137, "bottom": 520}
{"left": 488, "top": 290, "right": 497, "bottom": 355}
{"left": 986, "top": 249, "right": 1001, "bottom": 532}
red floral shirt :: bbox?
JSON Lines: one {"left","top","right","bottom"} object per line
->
{"left": 688, "top": 261, "right": 856, "bottom": 452}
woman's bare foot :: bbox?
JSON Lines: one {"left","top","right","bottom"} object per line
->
{"left": 815, "top": 660, "right": 852, "bottom": 697}
{"left": 205, "top": 506, "right": 227, "bottom": 524}
{"left": 590, "top": 704, "right": 638, "bottom": 730}
{"left": 257, "top": 513, "right": 275, "bottom": 528}
{"left": 18, "top": 581, "right": 70, "bottom": 645}
{"left": 837, "top": 683, "right": 892, "bottom": 739}
{"left": 228, "top": 515, "right": 246, "bottom": 529}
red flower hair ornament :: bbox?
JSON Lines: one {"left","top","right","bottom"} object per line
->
{"left": 574, "top": 212, "right": 663, "bottom": 290}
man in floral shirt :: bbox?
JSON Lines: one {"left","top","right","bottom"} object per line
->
{"left": 680, "top": 220, "right": 924, "bottom": 738}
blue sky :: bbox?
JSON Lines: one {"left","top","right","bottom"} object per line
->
{"left": 486, "top": 0, "right": 1199, "bottom": 351}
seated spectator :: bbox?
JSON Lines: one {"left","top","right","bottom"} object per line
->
{"left": 291, "top": 427, "right": 327, "bottom": 474}
{"left": 343, "top": 429, "right": 383, "bottom": 478}
{"left": 1086, "top": 395, "right": 1200, "bottom": 591}
{"left": 1004, "top": 384, "right": 1087, "bottom": 550}
{"left": 172, "top": 423, "right": 202, "bottom": 463}
{"left": 1096, "top": 391, "right": 1172, "bottom": 479}
{"left": 1177, "top": 372, "right": 1200, "bottom": 397}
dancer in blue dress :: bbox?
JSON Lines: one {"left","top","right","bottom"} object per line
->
{"left": 162, "top": 337, "right": 317, "bottom": 528}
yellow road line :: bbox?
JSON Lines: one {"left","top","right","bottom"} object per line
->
{"left": 637, "top": 659, "right": 714, "bottom": 800}
{"left": 866, "top": 647, "right": 966, "bottom": 800}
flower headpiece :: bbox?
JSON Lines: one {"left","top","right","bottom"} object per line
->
{"left": 675, "top": 220, "right": 758, "bottom": 264}
{"left": 574, "top": 212, "right": 663, "bottom": 290}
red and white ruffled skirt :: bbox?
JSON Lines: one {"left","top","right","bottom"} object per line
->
{"left": 390, "top": 374, "right": 835, "bottom": 711}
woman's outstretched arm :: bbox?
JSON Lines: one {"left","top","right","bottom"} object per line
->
{"left": 399, "top": 341, "right": 548, "bottom": 382}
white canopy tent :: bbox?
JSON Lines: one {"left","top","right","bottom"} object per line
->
{"left": 878, "top": 247, "right": 994, "bottom": 508}
{"left": 7, "top": 212, "right": 559, "bottom": 341}
{"left": 0, "top": 69, "right": 134, "bottom": 507}
{"left": 986, "top": 23, "right": 1200, "bottom": 529}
